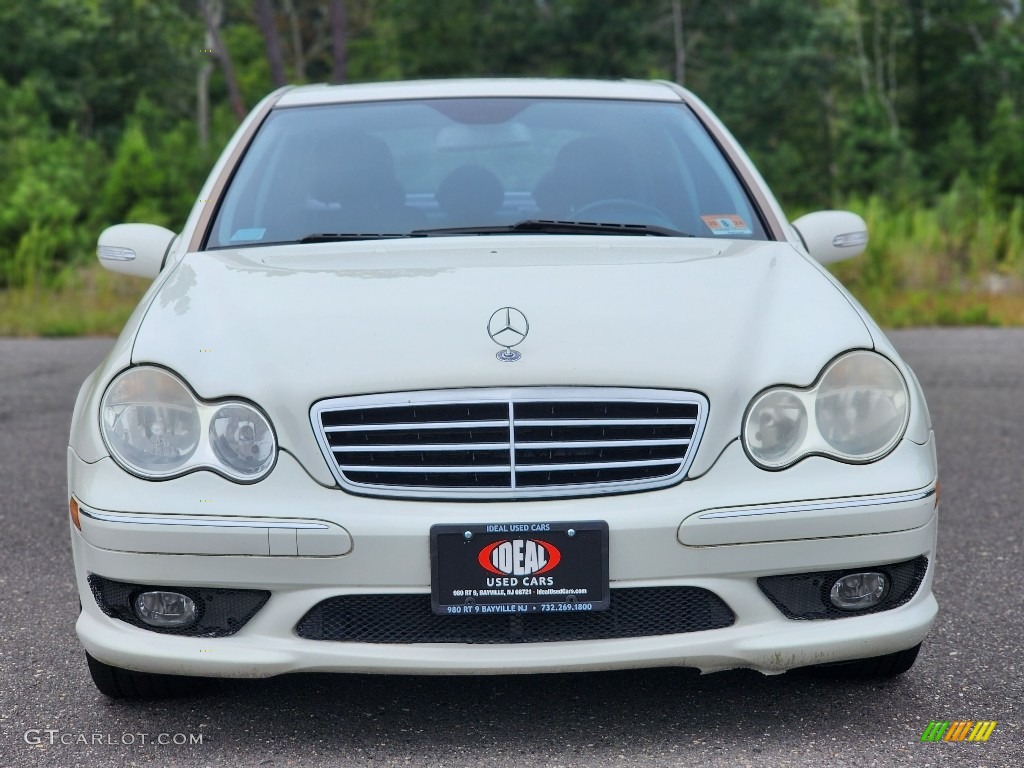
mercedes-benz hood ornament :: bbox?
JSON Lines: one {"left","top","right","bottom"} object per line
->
{"left": 487, "top": 307, "right": 529, "bottom": 362}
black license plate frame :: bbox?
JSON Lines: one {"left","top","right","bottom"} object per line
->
{"left": 430, "top": 521, "right": 609, "bottom": 616}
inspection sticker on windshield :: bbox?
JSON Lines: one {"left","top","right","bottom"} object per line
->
{"left": 702, "top": 214, "right": 752, "bottom": 236}
{"left": 230, "top": 228, "right": 266, "bottom": 242}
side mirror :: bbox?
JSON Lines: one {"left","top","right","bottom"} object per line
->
{"left": 791, "top": 210, "right": 868, "bottom": 264}
{"left": 96, "top": 223, "right": 176, "bottom": 278}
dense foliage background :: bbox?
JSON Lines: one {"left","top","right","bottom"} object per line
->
{"left": 1, "top": 0, "right": 1022, "bottom": 332}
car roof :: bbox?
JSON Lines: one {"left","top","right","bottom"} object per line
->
{"left": 274, "top": 78, "right": 684, "bottom": 107}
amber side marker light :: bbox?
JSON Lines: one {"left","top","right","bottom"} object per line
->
{"left": 69, "top": 498, "right": 81, "bottom": 530}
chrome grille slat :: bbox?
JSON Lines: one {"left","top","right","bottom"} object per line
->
{"left": 515, "top": 438, "right": 691, "bottom": 448}
{"left": 514, "top": 458, "right": 684, "bottom": 471}
{"left": 332, "top": 442, "right": 511, "bottom": 453}
{"left": 513, "top": 418, "right": 697, "bottom": 427}
{"left": 311, "top": 388, "right": 708, "bottom": 500}
{"left": 507, "top": 400, "right": 518, "bottom": 491}
{"left": 337, "top": 464, "right": 512, "bottom": 473}
{"left": 323, "top": 420, "right": 508, "bottom": 432}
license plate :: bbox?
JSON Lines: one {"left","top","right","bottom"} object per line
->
{"left": 430, "top": 521, "right": 609, "bottom": 616}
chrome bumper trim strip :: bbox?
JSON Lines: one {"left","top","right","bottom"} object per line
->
{"left": 697, "top": 486, "right": 936, "bottom": 521}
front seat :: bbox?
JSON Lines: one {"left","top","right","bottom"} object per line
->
{"left": 435, "top": 165, "right": 505, "bottom": 227}
{"left": 532, "top": 136, "right": 643, "bottom": 220}
{"left": 304, "top": 133, "right": 421, "bottom": 234}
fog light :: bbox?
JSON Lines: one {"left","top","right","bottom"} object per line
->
{"left": 133, "top": 591, "right": 198, "bottom": 628}
{"left": 829, "top": 572, "right": 888, "bottom": 611}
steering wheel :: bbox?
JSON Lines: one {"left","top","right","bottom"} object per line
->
{"left": 573, "top": 198, "right": 677, "bottom": 229}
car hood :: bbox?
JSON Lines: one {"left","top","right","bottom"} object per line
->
{"left": 132, "top": 236, "right": 871, "bottom": 483}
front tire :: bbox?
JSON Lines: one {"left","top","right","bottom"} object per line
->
{"left": 805, "top": 643, "right": 922, "bottom": 680}
{"left": 86, "top": 652, "right": 209, "bottom": 699}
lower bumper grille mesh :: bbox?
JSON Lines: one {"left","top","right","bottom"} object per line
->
{"left": 88, "top": 575, "right": 269, "bottom": 637}
{"left": 757, "top": 556, "right": 928, "bottom": 620}
{"left": 296, "top": 587, "right": 735, "bottom": 644}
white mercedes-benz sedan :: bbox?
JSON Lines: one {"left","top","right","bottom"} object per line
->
{"left": 69, "top": 78, "right": 938, "bottom": 698}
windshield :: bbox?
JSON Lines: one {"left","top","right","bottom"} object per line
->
{"left": 205, "top": 97, "right": 769, "bottom": 249}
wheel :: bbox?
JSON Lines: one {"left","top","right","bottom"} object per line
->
{"left": 572, "top": 198, "right": 676, "bottom": 228}
{"left": 86, "top": 652, "right": 209, "bottom": 699}
{"left": 803, "top": 643, "right": 922, "bottom": 680}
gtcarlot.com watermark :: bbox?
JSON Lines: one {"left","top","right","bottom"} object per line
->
{"left": 24, "top": 729, "right": 204, "bottom": 746}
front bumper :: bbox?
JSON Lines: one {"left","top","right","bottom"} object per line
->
{"left": 68, "top": 435, "right": 939, "bottom": 677}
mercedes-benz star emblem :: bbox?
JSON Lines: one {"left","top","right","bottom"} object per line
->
{"left": 487, "top": 307, "right": 529, "bottom": 362}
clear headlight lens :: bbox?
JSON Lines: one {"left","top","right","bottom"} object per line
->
{"left": 743, "top": 351, "right": 909, "bottom": 470}
{"left": 744, "top": 390, "right": 807, "bottom": 465}
{"left": 100, "top": 366, "right": 276, "bottom": 481}
{"left": 815, "top": 352, "right": 908, "bottom": 457}
{"left": 101, "top": 368, "right": 200, "bottom": 474}
{"left": 210, "top": 404, "right": 275, "bottom": 477}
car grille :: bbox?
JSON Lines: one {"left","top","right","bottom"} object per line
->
{"left": 296, "top": 587, "right": 735, "bottom": 644}
{"left": 311, "top": 388, "right": 708, "bottom": 499}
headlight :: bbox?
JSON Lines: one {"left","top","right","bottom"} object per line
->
{"left": 100, "top": 366, "right": 277, "bottom": 481}
{"left": 815, "top": 352, "right": 908, "bottom": 456}
{"left": 743, "top": 390, "right": 807, "bottom": 464}
{"left": 101, "top": 368, "right": 200, "bottom": 474}
{"left": 743, "top": 351, "right": 909, "bottom": 470}
{"left": 209, "top": 404, "right": 275, "bottom": 477}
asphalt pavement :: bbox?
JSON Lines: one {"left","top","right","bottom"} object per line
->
{"left": 0, "top": 330, "right": 1021, "bottom": 768}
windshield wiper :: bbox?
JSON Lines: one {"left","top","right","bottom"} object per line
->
{"left": 298, "top": 232, "right": 419, "bottom": 243}
{"left": 411, "top": 219, "right": 693, "bottom": 238}
{"left": 299, "top": 220, "right": 693, "bottom": 243}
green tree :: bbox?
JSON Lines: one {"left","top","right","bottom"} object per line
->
{"left": 0, "top": 0, "right": 200, "bottom": 144}
{"left": 984, "top": 95, "right": 1024, "bottom": 206}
